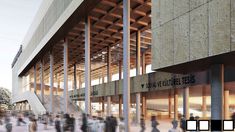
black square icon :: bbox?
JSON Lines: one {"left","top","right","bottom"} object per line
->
{"left": 211, "top": 120, "right": 222, "bottom": 131}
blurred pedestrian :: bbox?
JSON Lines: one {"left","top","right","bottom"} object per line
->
{"left": 189, "top": 113, "right": 194, "bottom": 120}
{"left": 119, "top": 117, "right": 125, "bottom": 132}
{"left": 110, "top": 115, "right": 117, "bottom": 132}
{"left": 28, "top": 117, "right": 37, "bottom": 132}
{"left": 49, "top": 114, "right": 54, "bottom": 126}
{"left": 5, "top": 117, "right": 12, "bottom": 132}
{"left": 140, "top": 116, "right": 145, "bottom": 132}
{"left": 81, "top": 113, "right": 87, "bottom": 132}
{"left": 151, "top": 115, "right": 160, "bottom": 132}
{"left": 43, "top": 113, "right": 48, "bottom": 130}
{"left": 180, "top": 115, "right": 186, "bottom": 132}
{"left": 55, "top": 115, "right": 61, "bottom": 132}
{"left": 17, "top": 112, "right": 26, "bottom": 126}
{"left": 70, "top": 114, "right": 75, "bottom": 132}
{"left": 63, "top": 113, "right": 70, "bottom": 132}
{"left": 168, "top": 120, "right": 182, "bottom": 132}
{"left": 105, "top": 116, "right": 112, "bottom": 132}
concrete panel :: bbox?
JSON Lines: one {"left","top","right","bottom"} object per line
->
{"left": 174, "top": 13, "right": 190, "bottom": 64}
{"left": 160, "top": 21, "right": 174, "bottom": 67}
{"left": 209, "top": 0, "right": 231, "bottom": 56}
{"left": 151, "top": 28, "right": 161, "bottom": 70}
{"left": 190, "top": 4, "right": 208, "bottom": 60}
{"left": 190, "top": 0, "right": 208, "bottom": 10}
{"left": 160, "top": 0, "right": 174, "bottom": 25}
{"left": 151, "top": 0, "right": 160, "bottom": 29}
{"left": 56, "top": 0, "right": 65, "bottom": 19}
{"left": 231, "top": 0, "right": 235, "bottom": 51}
{"left": 44, "top": 1, "right": 57, "bottom": 35}
{"left": 174, "top": 0, "right": 190, "bottom": 18}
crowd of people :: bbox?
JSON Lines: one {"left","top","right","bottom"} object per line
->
{"left": 1, "top": 111, "right": 235, "bottom": 132}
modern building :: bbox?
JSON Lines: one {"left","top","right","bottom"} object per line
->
{"left": 12, "top": 0, "right": 235, "bottom": 131}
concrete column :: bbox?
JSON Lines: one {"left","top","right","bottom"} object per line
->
{"left": 224, "top": 90, "right": 230, "bottom": 119}
{"left": 141, "top": 52, "right": 146, "bottom": 74}
{"left": 102, "top": 97, "right": 105, "bottom": 114}
{"left": 40, "top": 59, "right": 44, "bottom": 104}
{"left": 107, "top": 96, "right": 111, "bottom": 116}
{"left": 56, "top": 74, "right": 59, "bottom": 95}
{"left": 135, "top": 30, "right": 141, "bottom": 123}
{"left": 202, "top": 86, "right": 207, "bottom": 118}
{"left": 107, "top": 46, "right": 112, "bottom": 116}
{"left": 33, "top": 64, "right": 37, "bottom": 94}
{"left": 141, "top": 94, "right": 146, "bottom": 119}
{"left": 168, "top": 92, "right": 172, "bottom": 118}
{"left": 210, "top": 64, "right": 224, "bottom": 120}
{"left": 49, "top": 51, "right": 54, "bottom": 113}
{"left": 183, "top": 87, "right": 189, "bottom": 119}
{"left": 63, "top": 38, "right": 68, "bottom": 113}
{"left": 174, "top": 88, "right": 178, "bottom": 120}
{"left": 119, "top": 95, "right": 122, "bottom": 117}
{"left": 119, "top": 60, "right": 122, "bottom": 79}
{"left": 123, "top": 0, "right": 131, "bottom": 130}
{"left": 85, "top": 16, "right": 91, "bottom": 114}
{"left": 73, "top": 64, "right": 77, "bottom": 104}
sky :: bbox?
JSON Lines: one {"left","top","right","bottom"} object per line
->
{"left": 0, "top": 0, "right": 42, "bottom": 91}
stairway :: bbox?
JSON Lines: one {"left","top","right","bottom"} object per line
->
{"left": 42, "top": 95, "right": 81, "bottom": 115}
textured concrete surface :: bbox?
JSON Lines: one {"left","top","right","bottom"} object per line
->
{"left": 231, "top": 0, "right": 235, "bottom": 51}
{"left": 208, "top": 0, "right": 230, "bottom": 56}
{"left": 174, "top": 0, "right": 189, "bottom": 18}
{"left": 190, "top": 0, "right": 208, "bottom": 10}
{"left": 190, "top": 4, "right": 208, "bottom": 60}
{"left": 174, "top": 13, "right": 190, "bottom": 64}
{"left": 152, "top": 0, "right": 234, "bottom": 70}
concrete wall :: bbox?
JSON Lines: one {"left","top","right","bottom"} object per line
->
{"left": 12, "top": 0, "right": 83, "bottom": 102}
{"left": 16, "top": 0, "right": 83, "bottom": 75}
{"left": 152, "top": 0, "right": 234, "bottom": 70}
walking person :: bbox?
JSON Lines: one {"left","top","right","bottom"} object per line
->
{"left": 17, "top": 112, "right": 26, "bottom": 126}
{"left": 189, "top": 113, "right": 194, "bottom": 120}
{"left": 105, "top": 116, "right": 112, "bottom": 132}
{"left": 168, "top": 120, "right": 182, "bottom": 132}
{"left": 140, "top": 116, "right": 146, "bottom": 132}
{"left": 28, "top": 117, "right": 37, "bottom": 132}
{"left": 119, "top": 117, "right": 125, "bottom": 132}
{"left": 5, "top": 118, "right": 12, "bottom": 132}
{"left": 81, "top": 113, "right": 88, "bottom": 132}
{"left": 43, "top": 113, "right": 48, "bottom": 130}
{"left": 151, "top": 115, "right": 160, "bottom": 132}
{"left": 110, "top": 115, "right": 117, "bottom": 132}
{"left": 180, "top": 115, "right": 186, "bottom": 132}
{"left": 55, "top": 115, "right": 61, "bottom": 132}
{"left": 70, "top": 114, "right": 76, "bottom": 132}
{"left": 63, "top": 114, "right": 70, "bottom": 132}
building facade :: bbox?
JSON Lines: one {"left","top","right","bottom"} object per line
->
{"left": 12, "top": 0, "right": 235, "bottom": 131}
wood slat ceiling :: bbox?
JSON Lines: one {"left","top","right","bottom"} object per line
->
{"left": 28, "top": 0, "right": 152, "bottom": 85}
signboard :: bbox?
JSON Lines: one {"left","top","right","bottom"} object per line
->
{"left": 69, "top": 70, "right": 209, "bottom": 100}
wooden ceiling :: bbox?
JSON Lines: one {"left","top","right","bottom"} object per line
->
{"left": 27, "top": 0, "right": 152, "bottom": 85}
